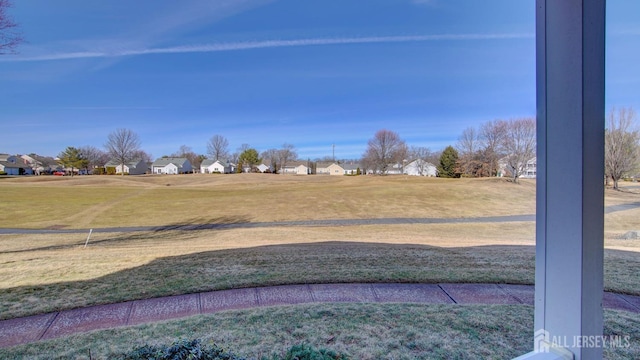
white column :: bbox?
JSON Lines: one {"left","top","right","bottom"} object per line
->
{"left": 516, "top": 1, "right": 605, "bottom": 359}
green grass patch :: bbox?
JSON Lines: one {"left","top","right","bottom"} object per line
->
{"left": 1, "top": 304, "right": 639, "bottom": 359}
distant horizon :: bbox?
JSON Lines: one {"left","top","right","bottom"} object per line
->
{"left": 2, "top": 1, "right": 639, "bottom": 160}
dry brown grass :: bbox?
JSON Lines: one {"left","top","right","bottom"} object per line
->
{"left": 0, "top": 175, "right": 639, "bottom": 321}
{"left": 0, "top": 174, "right": 537, "bottom": 229}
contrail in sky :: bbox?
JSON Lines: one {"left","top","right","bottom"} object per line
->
{"left": 3, "top": 33, "right": 534, "bottom": 62}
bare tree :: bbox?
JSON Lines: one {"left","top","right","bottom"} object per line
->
{"left": 409, "top": 146, "right": 434, "bottom": 176}
{"left": 172, "top": 145, "right": 201, "bottom": 173}
{"left": 480, "top": 119, "right": 508, "bottom": 177}
{"left": 456, "top": 127, "right": 481, "bottom": 176}
{"left": 132, "top": 150, "right": 153, "bottom": 163}
{"left": 362, "top": 129, "right": 406, "bottom": 174}
{"left": 206, "top": 135, "right": 229, "bottom": 161}
{"left": 277, "top": 143, "right": 297, "bottom": 174}
{"left": 104, "top": 128, "right": 142, "bottom": 177}
{"left": 605, "top": 107, "right": 640, "bottom": 190}
{"left": 0, "top": 0, "right": 22, "bottom": 54}
{"left": 501, "top": 118, "right": 536, "bottom": 183}
{"left": 79, "top": 145, "right": 109, "bottom": 174}
{"left": 261, "top": 148, "right": 279, "bottom": 173}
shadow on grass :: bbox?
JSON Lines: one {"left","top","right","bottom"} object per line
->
{"left": 2, "top": 241, "right": 533, "bottom": 319}
{"left": 0, "top": 215, "right": 253, "bottom": 254}
{"left": 1, "top": 240, "right": 639, "bottom": 321}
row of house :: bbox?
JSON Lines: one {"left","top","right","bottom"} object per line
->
{"left": 4, "top": 152, "right": 542, "bottom": 179}
{"left": 100, "top": 157, "right": 440, "bottom": 176}
{"left": 2, "top": 152, "right": 440, "bottom": 177}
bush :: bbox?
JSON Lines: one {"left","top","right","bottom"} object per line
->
{"left": 119, "top": 340, "right": 349, "bottom": 360}
{"left": 120, "top": 339, "right": 246, "bottom": 360}
{"left": 277, "top": 344, "right": 349, "bottom": 360}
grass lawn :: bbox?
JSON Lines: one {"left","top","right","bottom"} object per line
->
{"left": 1, "top": 175, "right": 639, "bottom": 358}
{"left": 1, "top": 304, "right": 639, "bottom": 359}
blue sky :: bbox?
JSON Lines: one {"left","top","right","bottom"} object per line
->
{"left": 1, "top": 0, "right": 639, "bottom": 160}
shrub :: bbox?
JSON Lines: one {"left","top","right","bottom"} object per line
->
{"left": 120, "top": 339, "right": 246, "bottom": 360}
{"left": 276, "top": 344, "right": 349, "bottom": 360}
{"left": 0, "top": 171, "right": 6, "bottom": 175}
{"left": 119, "top": 340, "right": 348, "bottom": 360}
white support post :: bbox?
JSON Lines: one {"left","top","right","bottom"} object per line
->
{"left": 516, "top": 1, "right": 605, "bottom": 359}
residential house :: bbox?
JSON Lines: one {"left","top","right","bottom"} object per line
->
{"left": 20, "top": 154, "right": 58, "bottom": 175}
{"left": 105, "top": 159, "right": 148, "bottom": 175}
{"left": 326, "top": 163, "right": 344, "bottom": 175}
{"left": 151, "top": 157, "right": 192, "bottom": 174}
{"left": 282, "top": 161, "right": 310, "bottom": 175}
{"left": 201, "top": 159, "right": 233, "bottom": 174}
{"left": 498, "top": 156, "right": 537, "bottom": 179}
{"left": 256, "top": 163, "right": 272, "bottom": 173}
{"left": 522, "top": 157, "right": 537, "bottom": 178}
{"left": 386, "top": 163, "right": 404, "bottom": 175}
{"left": 341, "top": 163, "right": 361, "bottom": 175}
{"left": 404, "top": 159, "right": 437, "bottom": 177}
{"left": 315, "top": 162, "right": 334, "bottom": 175}
{"left": 0, "top": 154, "right": 33, "bottom": 175}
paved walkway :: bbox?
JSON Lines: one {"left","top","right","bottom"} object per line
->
{"left": 2, "top": 283, "right": 639, "bottom": 348}
{"left": 1, "top": 200, "right": 639, "bottom": 235}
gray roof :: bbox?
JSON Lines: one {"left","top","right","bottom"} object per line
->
{"left": 284, "top": 160, "right": 309, "bottom": 168}
{"left": 201, "top": 159, "right": 229, "bottom": 167}
{"left": 316, "top": 162, "right": 334, "bottom": 168}
{"left": 152, "top": 157, "right": 190, "bottom": 167}
{"left": 0, "top": 161, "right": 31, "bottom": 169}
{"left": 105, "top": 159, "right": 144, "bottom": 168}
{"left": 341, "top": 163, "right": 362, "bottom": 171}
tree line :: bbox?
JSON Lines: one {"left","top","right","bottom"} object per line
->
{"left": 55, "top": 108, "right": 640, "bottom": 185}
{"left": 441, "top": 107, "right": 640, "bottom": 188}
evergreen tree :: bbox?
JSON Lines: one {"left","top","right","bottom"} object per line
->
{"left": 437, "top": 145, "right": 460, "bottom": 178}
{"left": 238, "top": 148, "right": 260, "bottom": 173}
{"left": 57, "top": 146, "right": 88, "bottom": 177}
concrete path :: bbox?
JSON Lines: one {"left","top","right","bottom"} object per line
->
{"left": 1, "top": 283, "right": 639, "bottom": 349}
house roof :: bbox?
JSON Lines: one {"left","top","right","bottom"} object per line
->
{"left": 341, "top": 163, "right": 361, "bottom": 171}
{"left": 316, "top": 162, "right": 334, "bottom": 168}
{"left": 23, "top": 154, "right": 58, "bottom": 167}
{"left": 201, "top": 159, "right": 229, "bottom": 167}
{"left": 0, "top": 154, "right": 12, "bottom": 162}
{"left": 284, "top": 160, "right": 309, "bottom": 168}
{"left": 0, "top": 161, "right": 31, "bottom": 170}
{"left": 152, "top": 157, "right": 190, "bottom": 167}
{"left": 406, "top": 159, "right": 436, "bottom": 167}
{"left": 105, "top": 159, "right": 144, "bottom": 168}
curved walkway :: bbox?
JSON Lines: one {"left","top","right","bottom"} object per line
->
{"left": 2, "top": 283, "right": 640, "bottom": 348}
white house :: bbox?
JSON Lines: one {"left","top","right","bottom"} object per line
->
{"left": 498, "top": 156, "right": 537, "bottom": 179}
{"left": 256, "top": 163, "right": 271, "bottom": 173}
{"left": 151, "top": 157, "right": 192, "bottom": 174}
{"left": 105, "top": 159, "right": 148, "bottom": 175}
{"left": 0, "top": 154, "right": 33, "bottom": 175}
{"left": 342, "top": 163, "right": 361, "bottom": 175}
{"left": 386, "top": 163, "right": 403, "bottom": 175}
{"left": 404, "top": 159, "right": 437, "bottom": 177}
{"left": 201, "top": 159, "right": 232, "bottom": 174}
